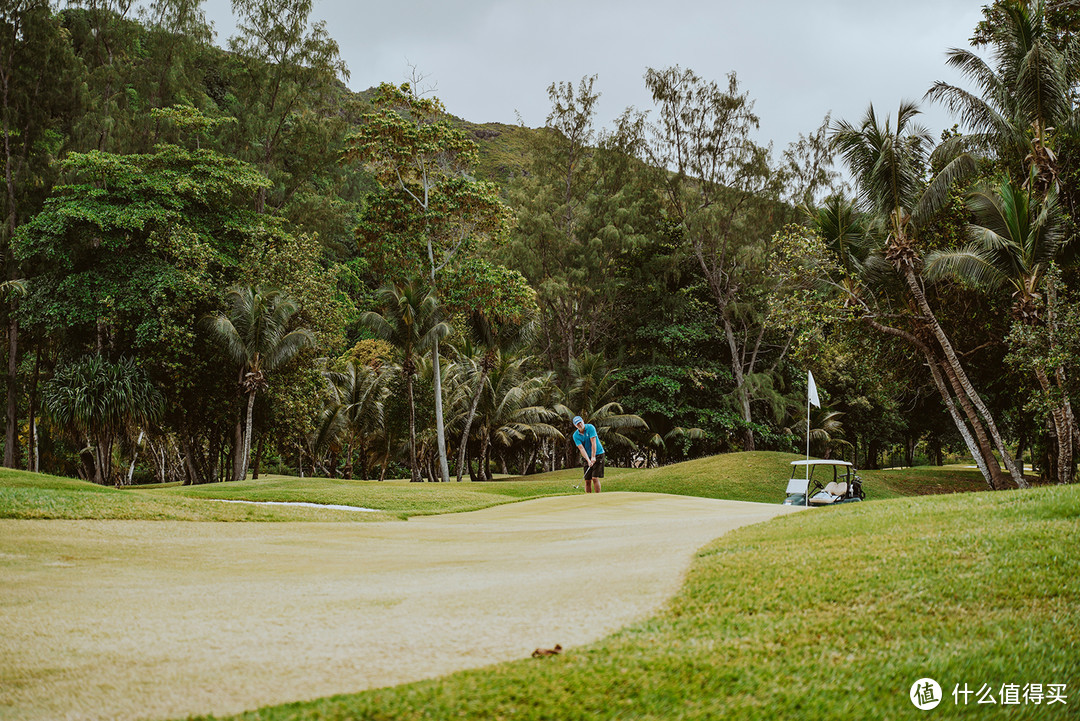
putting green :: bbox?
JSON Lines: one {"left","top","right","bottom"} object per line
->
{"left": 0, "top": 492, "right": 799, "bottom": 721}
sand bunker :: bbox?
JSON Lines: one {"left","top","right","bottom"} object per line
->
{"left": 0, "top": 492, "right": 799, "bottom": 721}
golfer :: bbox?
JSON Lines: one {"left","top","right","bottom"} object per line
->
{"left": 572, "top": 415, "right": 605, "bottom": 493}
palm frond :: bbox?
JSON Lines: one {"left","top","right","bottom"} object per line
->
{"left": 923, "top": 247, "right": 1007, "bottom": 288}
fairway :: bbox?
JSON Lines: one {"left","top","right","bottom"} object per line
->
{"left": 0, "top": 492, "right": 798, "bottom": 721}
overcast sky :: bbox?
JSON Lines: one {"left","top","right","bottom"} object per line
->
{"left": 199, "top": 0, "right": 986, "bottom": 156}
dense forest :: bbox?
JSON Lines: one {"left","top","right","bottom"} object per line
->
{"left": 2, "top": 0, "right": 1079, "bottom": 488}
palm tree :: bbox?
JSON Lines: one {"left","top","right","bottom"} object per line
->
{"left": 556, "top": 352, "right": 648, "bottom": 464}
{"left": 475, "top": 353, "right": 562, "bottom": 479}
{"left": 44, "top": 355, "right": 163, "bottom": 485}
{"left": 359, "top": 280, "right": 450, "bottom": 482}
{"left": 644, "top": 424, "right": 706, "bottom": 467}
{"left": 925, "top": 0, "right": 1080, "bottom": 191}
{"left": 801, "top": 196, "right": 1002, "bottom": 483}
{"left": 315, "top": 360, "right": 393, "bottom": 479}
{"left": 831, "top": 101, "right": 1026, "bottom": 488}
{"left": 785, "top": 405, "right": 851, "bottom": 460}
{"left": 204, "top": 286, "right": 314, "bottom": 482}
{"left": 927, "top": 175, "right": 1065, "bottom": 318}
{"left": 452, "top": 310, "right": 536, "bottom": 481}
{"left": 809, "top": 195, "right": 874, "bottom": 292}
{"left": 926, "top": 174, "right": 1075, "bottom": 482}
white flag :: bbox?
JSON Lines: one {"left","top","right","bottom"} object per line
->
{"left": 807, "top": 370, "right": 821, "bottom": 408}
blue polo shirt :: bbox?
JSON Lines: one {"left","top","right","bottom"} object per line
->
{"left": 572, "top": 423, "right": 605, "bottom": 455}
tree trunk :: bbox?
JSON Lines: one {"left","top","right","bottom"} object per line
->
{"left": 479, "top": 429, "right": 491, "bottom": 481}
{"left": 252, "top": 434, "right": 264, "bottom": 480}
{"left": 901, "top": 266, "right": 1025, "bottom": 488}
{"left": 78, "top": 444, "right": 95, "bottom": 483}
{"left": 721, "top": 315, "right": 755, "bottom": 451}
{"left": 4, "top": 312, "right": 18, "bottom": 468}
{"left": 238, "top": 390, "right": 256, "bottom": 481}
{"left": 126, "top": 429, "right": 145, "bottom": 486}
{"left": 923, "top": 353, "right": 989, "bottom": 483}
{"left": 180, "top": 433, "right": 200, "bottom": 485}
{"left": 455, "top": 364, "right": 490, "bottom": 482}
{"left": 229, "top": 417, "right": 243, "bottom": 481}
{"left": 1035, "top": 366, "right": 1073, "bottom": 484}
{"left": 26, "top": 346, "right": 39, "bottom": 473}
{"left": 431, "top": 336, "right": 451, "bottom": 482}
{"left": 405, "top": 369, "right": 420, "bottom": 483}
{"left": 936, "top": 351, "right": 1006, "bottom": 489}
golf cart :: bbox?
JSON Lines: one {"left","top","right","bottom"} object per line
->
{"left": 782, "top": 459, "right": 865, "bottom": 506}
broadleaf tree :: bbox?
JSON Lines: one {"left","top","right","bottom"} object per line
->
{"left": 344, "top": 81, "right": 513, "bottom": 482}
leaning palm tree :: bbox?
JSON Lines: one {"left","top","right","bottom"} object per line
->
{"left": 204, "top": 286, "right": 314, "bottom": 482}
{"left": 359, "top": 280, "right": 450, "bottom": 482}
{"left": 831, "top": 101, "right": 1026, "bottom": 489}
{"left": 926, "top": 174, "right": 1075, "bottom": 482}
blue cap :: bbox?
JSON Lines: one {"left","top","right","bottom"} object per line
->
{"left": 572, "top": 416, "right": 583, "bottom": 426}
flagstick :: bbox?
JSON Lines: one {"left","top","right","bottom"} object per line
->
{"left": 805, "top": 393, "right": 811, "bottom": 507}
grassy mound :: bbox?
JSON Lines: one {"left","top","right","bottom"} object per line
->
{"left": 187, "top": 483, "right": 1080, "bottom": 721}
{"left": 498, "top": 452, "right": 988, "bottom": 503}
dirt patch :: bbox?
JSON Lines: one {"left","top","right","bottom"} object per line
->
{"left": 0, "top": 493, "right": 799, "bottom": 721}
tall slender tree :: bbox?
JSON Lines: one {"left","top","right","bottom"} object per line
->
{"left": 344, "top": 81, "right": 512, "bottom": 482}
{"left": 204, "top": 286, "right": 314, "bottom": 482}
{"left": 644, "top": 66, "right": 787, "bottom": 451}
{"left": 358, "top": 280, "right": 450, "bottom": 483}
{"left": 227, "top": 0, "right": 349, "bottom": 214}
{"left": 504, "top": 76, "right": 655, "bottom": 370}
{"left": 1, "top": 0, "right": 81, "bottom": 467}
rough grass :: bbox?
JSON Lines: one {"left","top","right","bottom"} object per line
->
{"left": 187, "top": 483, "right": 1080, "bottom": 721}
{"left": 0, "top": 453, "right": 992, "bottom": 521}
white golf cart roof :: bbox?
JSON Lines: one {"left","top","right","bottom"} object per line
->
{"left": 786, "top": 459, "right": 854, "bottom": 495}
{"left": 789, "top": 460, "right": 853, "bottom": 467}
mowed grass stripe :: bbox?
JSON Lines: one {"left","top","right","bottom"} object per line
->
{"left": 185, "top": 484, "right": 1080, "bottom": 721}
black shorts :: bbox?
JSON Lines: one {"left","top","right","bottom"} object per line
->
{"left": 584, "top": 454, "right": 605, "bottom": 480}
